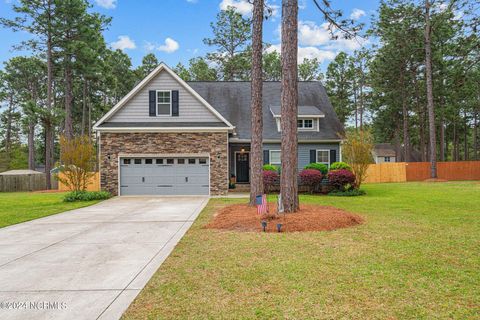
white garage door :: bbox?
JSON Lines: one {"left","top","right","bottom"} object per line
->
{"left": 119, "top": 157, "right": 209, "bottom": 196}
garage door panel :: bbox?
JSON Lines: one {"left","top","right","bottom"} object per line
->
{"left": 120, "top": 157, "right": 209, "bottom": 196}
{"left": 175, "top": 185, "right": 209, "bottom": 195}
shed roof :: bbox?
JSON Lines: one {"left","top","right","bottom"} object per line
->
{"left": 0, "top": 169, "right": 43, "bottom": 175}
{"left": 269, "top": 105, "right": 324, "bottom": 117}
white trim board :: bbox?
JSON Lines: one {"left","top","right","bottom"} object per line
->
{"left": 95, "top": 127, "right": 231, "bottom": 133}
{"left": 93, "top": 63, "right": 234, "bottom": 130}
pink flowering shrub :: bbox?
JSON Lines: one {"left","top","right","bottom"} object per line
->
{"left": 263, "top": 170, "right": 279, "bottom": 194}
{"left": 299, "top": 169, "right": 323, "bottom": 193}
{"left": 327, "top": 169, "right": 356, "bottom": 191}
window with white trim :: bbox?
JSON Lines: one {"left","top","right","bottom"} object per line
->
{"left": 270, "top": 150, "right": 281, "bottom": 165}
{"left": 297, "top": 119, "right": 314, "bottom": 129}
{"left": 156, "top": 91, "right": 171, "bottom": 116}
{"left": 384, "top": 156, "right": 391, "bottom": 162}
{"left": 316, "top": 150, "right": 330, "bottom": 166}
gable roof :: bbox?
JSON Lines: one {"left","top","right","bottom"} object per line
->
{"left": 373, "top": 143, "right": 397, "bottom": 157}
{"left": 187, "top": 81, "right": 344, "bottom": 141}
{"left": 93, "top": 63, "right": 234, "bottom": 130}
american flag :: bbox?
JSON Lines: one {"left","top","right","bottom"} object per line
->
{"left": 256, "top": 194, "right": 268, "bottom": 214}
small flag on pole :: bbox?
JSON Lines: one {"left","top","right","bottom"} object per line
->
{"left": 256, "top": 194, "right": 268, "bottom": 214}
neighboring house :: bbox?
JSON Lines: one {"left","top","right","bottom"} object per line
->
{"left": 372, "top": 143, "right": 397, "bottom": 164}
{"left": 93, "top": 63, "right": 344, "bottom": 196}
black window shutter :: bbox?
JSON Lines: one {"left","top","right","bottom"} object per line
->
{"left": 263, "top": 150, "right": 269, "bottom": 165}
{"left": 310, "top": 150, "right": 316, "bottom": 163}
{"left": 149, "top": 91, "right": 156, "bottom": 116}
{"left": 171, "top": 90, "right": 179, "bottom": 116}
{"left": 330, "top": 150, "right": 337, "bottom": 164}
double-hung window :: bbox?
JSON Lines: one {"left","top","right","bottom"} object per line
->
{"left": 156, "top": 91, "right": 171, "bottom": 116}
{"left": 384, "top": 156, "right": 391, "bottom": 162}
{"left": 270, "top": 150, "right": 281, "bottom": 165}
{"left": 297, "top": 119, "right": 314, "bottom": 130}
{"left": 316, "top": 150, "right": 330, "bottom": 166}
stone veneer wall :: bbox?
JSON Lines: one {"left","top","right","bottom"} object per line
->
{"left": 99, "top": 132, "right": 229, "bottom": 196}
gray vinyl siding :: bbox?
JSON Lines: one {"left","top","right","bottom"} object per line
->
{"left": 109, "top": 70, "right": 221, "bottom": 123}
{"left": 263, "top": 143, "right": 340, "bottom": 170}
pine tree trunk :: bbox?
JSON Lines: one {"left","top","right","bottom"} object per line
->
{"left": 440, "top": 115, "right": 445, "bottom": 161}
{"left": 424, "top": 0, "right": 437, "bottom": 178}
{"left": 400, "top": 67, "right": 410, "bottom": 162}
{"left": 453, "top": 120, "right": 458, "bottom": 161}
{"left": 88, "top": 95, "right": 92, "bottom": 137}
{"left": 82, "top": 80, "right": 87, "bottom": 136}
{"left": 28, "top": 122, "right": 35, "bottom": 170}
{"left": 474, "top": 110, "right": 478, "bottom": 160}
{"left": 464, "top": 110, "right": 468, "bottom": 160}
{"left": 64, "top": 60, "right": 73, "bottom": 139}
{"left": 45, "top": 13, "right": 54, "bottom": 190}
{"left": 359, "top": 65, "right": 365, "bottom": 130}
{"left": 420, "top": 110, "right": 427, "bottom": 162}
{"left": 5, "top": 94, "right": 13, "bottom": 153}
{"left": 353, "top": 79, "right": 358, "bottom": 129}
{"left": 280, "top": 0, "right": 299, "bottom": 213}
{"left": 249, "top": 0, "right": 264, "bottom": 205}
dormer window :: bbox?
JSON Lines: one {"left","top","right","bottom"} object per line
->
{"left": 156, "top": 90, "right": 172, "bottom": 116}
{"left": 297, "top": 119, "right": 313, "bottom": 129}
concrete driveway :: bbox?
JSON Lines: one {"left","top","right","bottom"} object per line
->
{"left": 0, "top": 196, "right": 208, "bottom": 320}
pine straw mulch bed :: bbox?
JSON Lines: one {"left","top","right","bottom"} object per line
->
{"left": 205, "top": 203, "right": 364, "bottom": 233}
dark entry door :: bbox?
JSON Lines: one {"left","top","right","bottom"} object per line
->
{"left": 236, "top": 152, "right": 250, "bottom": 183}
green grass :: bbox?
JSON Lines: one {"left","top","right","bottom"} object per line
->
{"left": 0, "top": 192, "right": 101, "bottom": 228}
{"left": 123, "top": 182, "right": 480, "bottom": 319}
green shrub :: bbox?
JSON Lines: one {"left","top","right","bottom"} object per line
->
{"left": 328, "top": 189, "right": 366, "bottom": 197}
{"left": 263, "top": 164, "right": 279, "bottom": 172}
{"left": 64, "top": 191, "right": 111, "bottom": 202}
{"left": 330, "top": 161, "right": 352, "bottom": 171}
{"left": 304, "top": 162, "right": 328, "bottom": 174}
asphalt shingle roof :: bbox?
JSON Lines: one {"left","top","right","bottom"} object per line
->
{"left": 187, "top": 81, "right": 344, "bottom": 141}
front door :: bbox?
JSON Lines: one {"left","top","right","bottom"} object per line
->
{"left": 236, "top": 152, "right": 250, "bottom": 183}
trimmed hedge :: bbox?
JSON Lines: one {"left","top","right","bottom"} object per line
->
{"left": 64, "top": 191, "right": 111, "bottom": 202}
{"left": 262, "top": 164, "right": 279, "bottom": 172}
{"left": 330, "top": 161, "right": 352, "bottom": 171}
{"left": 304, "top": 162, "right": 328, "bottom": 175}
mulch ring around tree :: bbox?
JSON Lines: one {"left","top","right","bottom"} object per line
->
{"left": 205, "top": 203, "right": 364, "bottom": 233}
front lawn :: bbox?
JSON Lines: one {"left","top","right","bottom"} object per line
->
{"left": 123, "top": 182, "right": 480, "bottom": 319}
{"left": 0, "top": 192, "right": 101, "bottom": 228}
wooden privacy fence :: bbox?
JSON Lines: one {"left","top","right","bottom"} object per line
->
{"left": 0, "top": 173, "right": 46, "bottom": 192}
{"left": 364, "top": 163, "right": 407, "bottom": 183}
{"left": 57, "top": 172, "right": 100, "bottom": 192}
{"left": 364, "top": 161, "right": 480, "bottom": 184}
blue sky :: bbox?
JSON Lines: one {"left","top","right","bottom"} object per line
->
{"left": 0, "top": 0, "right": 379, "bottom": 71}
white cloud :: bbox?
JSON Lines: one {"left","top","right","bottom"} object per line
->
{"left": 144, "top": 41, "right": 155, "bottom": 52}
{"left": 157, "top": 38, "right": 180, "bottom": 53}
{"left": 220, "top": 0, "right": 279, "bottom": 18}
{"left": 298, "top": 21, "right": 331, "bottom": 46}
{"left": 220, "top": 0, "right": 252, "bottom": 15}
{"left": 299, "top": 0, "right": 307, "bottom": 10}
{"left": 110, "top": 35, "right": 136, "bottom": 51}
{"left": 265, "top": 44, "right": 336, "bottom": 64}
{"left": 186, "top": 0, "right": 197, "bottom": 3}
{"left": 350, "top": 8, "right": 366, "bottom": 20}
{"left": 298, "top": 20, "right": 366, "bottom": 52}
{"left": 95, "top": 0, "right": 117, "bottom": 9}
